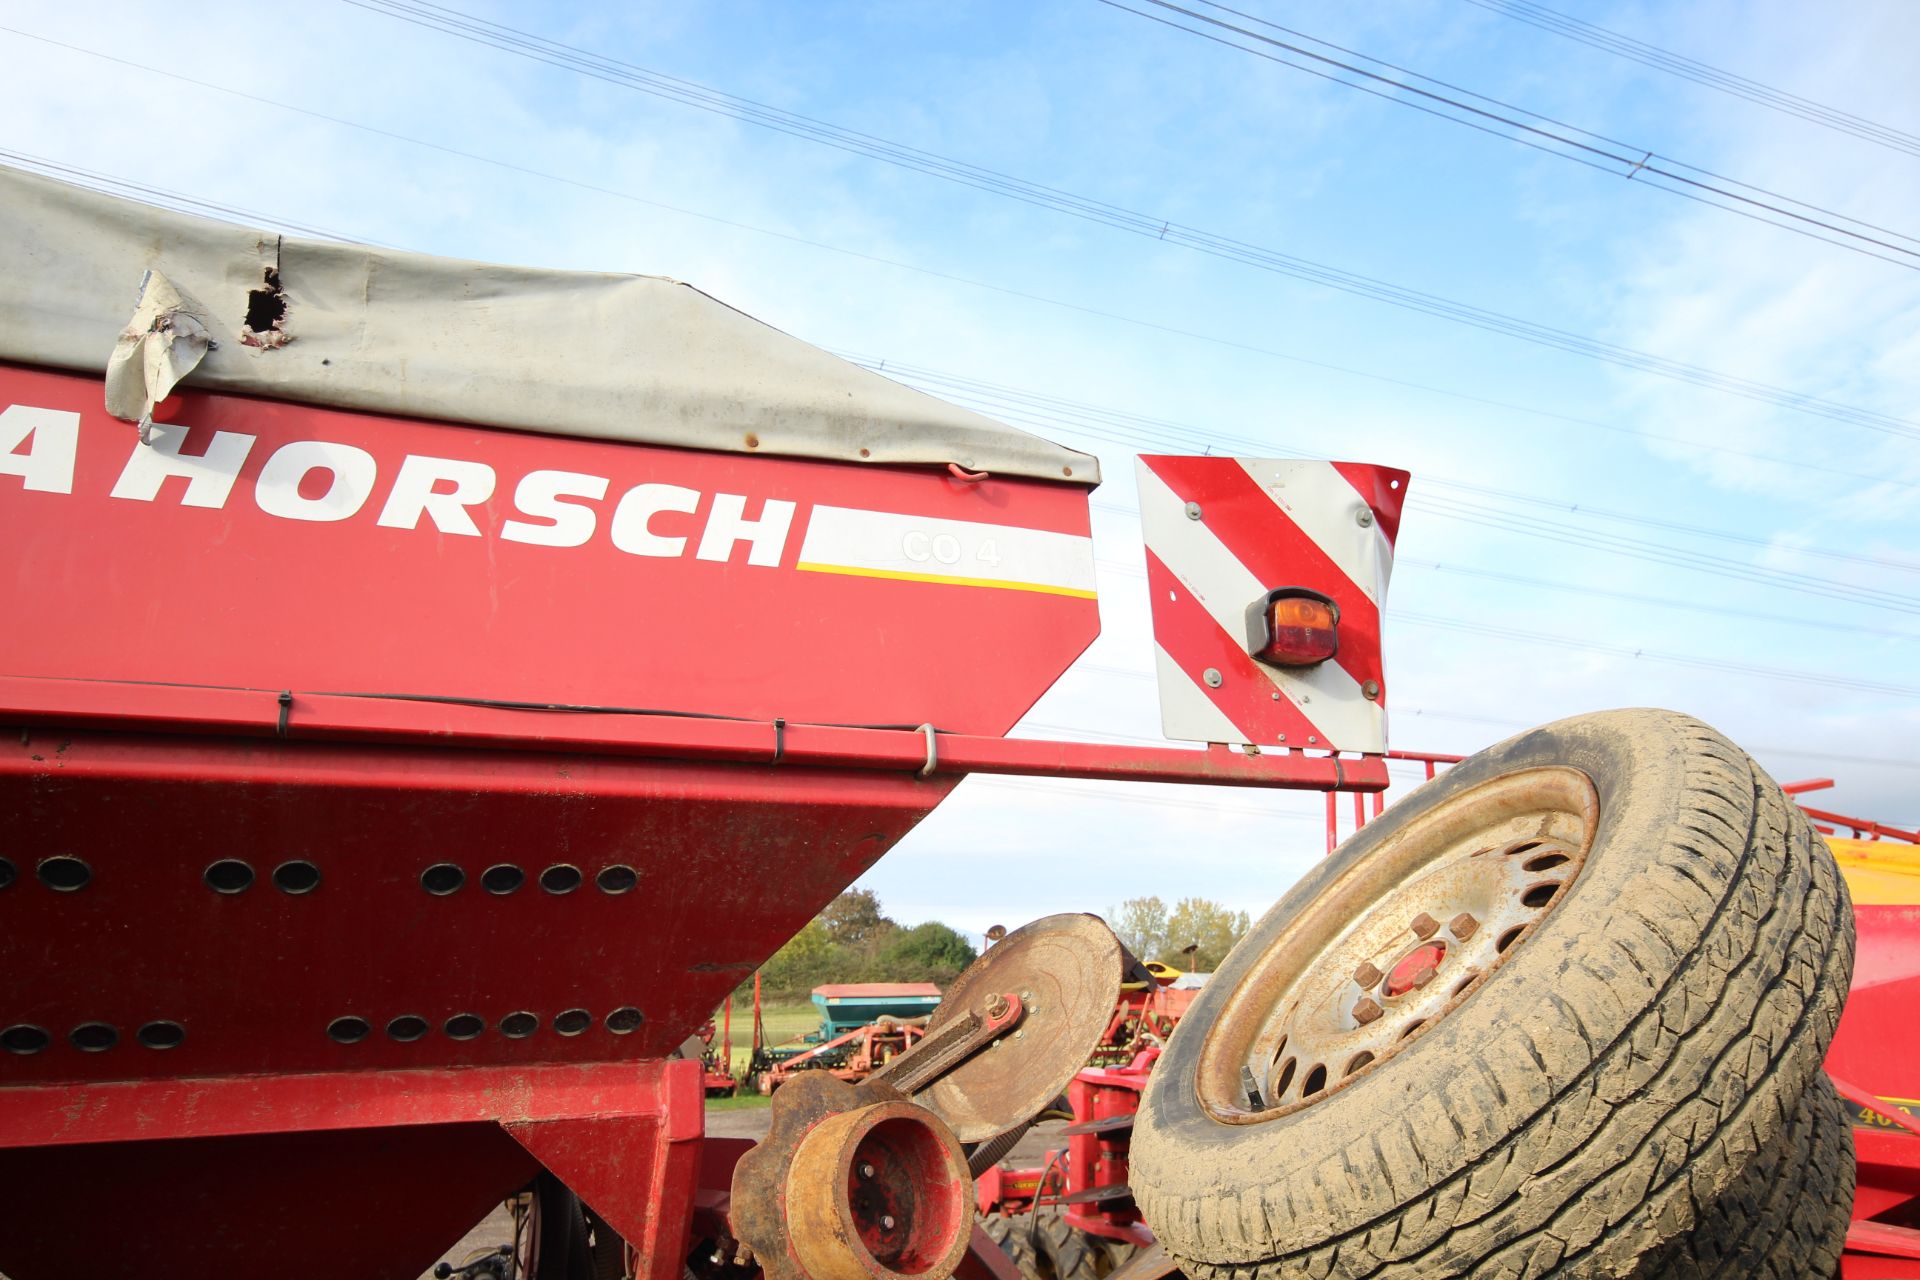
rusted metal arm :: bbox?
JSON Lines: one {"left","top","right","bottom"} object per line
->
{"left": 868, "top": 993, "right": 1023, "bottom": 1097}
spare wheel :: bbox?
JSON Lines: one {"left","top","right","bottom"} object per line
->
{"left": 1129, "top": 709, "right": 1853, "bottom": 1280}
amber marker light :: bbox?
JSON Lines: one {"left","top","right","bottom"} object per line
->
{"left": 1246, "top": 588, "right": 1340, "bottom": 666}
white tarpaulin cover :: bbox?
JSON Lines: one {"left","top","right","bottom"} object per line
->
{"left": 0, "top": 165, "right": 1098, "bottom": 484}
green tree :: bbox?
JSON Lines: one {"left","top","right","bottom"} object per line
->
{"left": 822, "top": 888, "right": 896, "bottom": 949}
{"left": 1162, "top": 897, "right": 1251, "bottom": 972}
{"left": 1110, "top": 895, "right": 1169, "bottom": 965}
{"left": 878, "top": 921, "right": 978, "bottom": 984}
{"left": 761, "top": 918, "right": 835, "bottom": 995}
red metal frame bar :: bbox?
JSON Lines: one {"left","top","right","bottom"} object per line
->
{"left": 1832, "top": 1072, "right": 1920, "bottom": 1139}
{"left": 0, "top": 674, "right": 1389, "bottom": 792}
{"left": 0, "top": 1058, "right": 693, "bottom": 1150}
{"left": 1801, "top": 806, "right": 1920, "bottom": 844}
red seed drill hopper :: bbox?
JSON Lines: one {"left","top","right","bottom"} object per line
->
{"left": 0, "top": 167, "right": 1404, "bottom": 1278}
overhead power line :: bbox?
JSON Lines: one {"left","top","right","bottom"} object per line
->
{"left": 1078, "top": 590, "right": 1920, "bottom": 698}
{"left": 1101, "top": 0, "right": 1920, "bottom": 269}
{"left": 1389, "top": 558, "right": 1918, "bottom": 641}
{"left": 21, "top": 147, "right": 1913, "bottom": 629}
{"left": 1090, "top": 549, "right": 1917, "bottom": 643}
{"left": 837, "top": 355, "right": 1920, "bottom": 603}
{"left": 319, "top": 0, "right": 1920, "bottom": 443}
{"left": 1458, "top": 0, "right": 1920, "bottom": 160}
{"left": 9, "top": 22, "right": 1909, "bottom": 496}
{"left": 15, "top": 34, "right": 1913, "bottom": 499}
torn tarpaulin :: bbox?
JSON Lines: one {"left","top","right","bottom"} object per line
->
{"left": 104, "top": 269, "right": 212, "bottom": 442}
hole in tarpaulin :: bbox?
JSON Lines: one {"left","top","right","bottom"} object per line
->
{"left": 244, "top": 268, "right": 287, "bottom": 335}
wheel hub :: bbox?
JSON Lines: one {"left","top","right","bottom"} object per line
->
{"left": 1196, "top": 767, "right": 1598, "bottom": 1123}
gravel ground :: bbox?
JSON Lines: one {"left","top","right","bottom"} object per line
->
{"left": 419, "top": 1105, "right": 1074, "bottom": 1276}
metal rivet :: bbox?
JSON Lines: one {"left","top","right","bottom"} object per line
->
{"left": 596, "top": 865, "right": 638, "bottom": 895}
{"left": 70, "top": 1022, "right": 118, "bottom": 1053}
{"left": 481, "top": 864, "right": 525, "bottom": 895}
{"left": 203, "top": 859, "right": 254, "bottom": 894}
{"left": 1362, "top": 680, "right": 1381, "bottom": 700}
{"left": 1185, "top": 501, "right": 1202, "bottom": 521}
{"left": 881, "top": 1215, "right": 896, "bottom": 1230}
{"left": 1, "top": 1024, "right": 50, "bottom": 1055}
{"left": 605, "top": 1006, "right": 643, "bottom": 1035}
{"left": 327, "top": 1016, "right": 370, "bottom": 1045}
{"left": 421, "top": 863, "right": 465, "bottom": 895}
{"left": 137, "top": 1021, "right": 185, "bottom": 1050}
{"left": 37, "top": 856, "right": 91, "bottom": 892}
{"left": 859, "top": 1163, "right": 875, "bottom": 1179}
{"left": 539, "top": 864, "right": 583, "bottom": 895}
{"left": 1356, "top": 508, "right": 1374, "bottom": 527}
{"left": 272, "top": 861, "right": 321, "bottom": 895}
{"left": 444, "top": 1013, "right": 485, "bottom": 1041}
{"left": 387, "top": 1014, "right": 429, "bottom": 1042}
{"left": 1307, "top": 735, "right": 1318, "bottom": 744}
{"left": 500, "top": 1011, "right": 539, "bottom": 1039}
{"left": 1203, "top": 667, "right": 1223, "bottom": 688}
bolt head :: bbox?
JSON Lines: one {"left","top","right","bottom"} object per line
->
{"left": 1449, "top": 912, "right": 1479, "bottom": 940}
{"left": 860, "top": 1162, "right": 875, "bottom": 1178}
{"left": 1353, "top": 960, "right": 1382, "bottom": 990}
{"left": 984, "top": 993, "right": 1009, "bottom": 1019}
{"left": 1203, "top": 667, "right": 1223, "bottom": 688}
{"left": 881, "top": 1215, "right": 896, "bottom": 1230}
{"left": 1362, "top": 679, "right": 1381, "bottom": 700}
{"left": 1185, "top": 501, "right": 1203, "bottom": 521}
{"left": 1411, "top": 912, "right": 1441, "bottom": 940}
{"left": 1353, "top": 997, "right": 1383, "bottom": 1025}
{"left": 1356, "top": 508, "right": 1374, "bottom": 527}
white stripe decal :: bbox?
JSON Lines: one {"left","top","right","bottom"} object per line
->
{"left": 1234, "top": 459, "right": 1395, "bottom": 605}
{"left": 797, "top": 505, "right": 1097, "bottom": 598}
{"left": 1152, "top": 643, "right": 1245, "bottom": 744}
{"left": 1139, "top": 461, "right": 1385, "bottom": 751}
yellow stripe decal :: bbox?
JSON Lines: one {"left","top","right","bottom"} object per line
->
{"left": 797, "top": 561, "right": 1098, "bottom": 599}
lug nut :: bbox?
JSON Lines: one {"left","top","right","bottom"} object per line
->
{"left": 1353, "top": 960, "right": 1383, "bottom": 990}
{"left": 1353, "top": 997, "right": 1383, "bottom": 1025}
{"left": 1449, "top": 912, "right": 1479, "bottom": 940}
{"left": 1411, "top": 912, "right": 1441, "bottom": 940}
{"left": 1406, "top": 961, "right": 1439, "bottom": 990}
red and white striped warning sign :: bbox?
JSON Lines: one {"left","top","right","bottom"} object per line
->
{"left": 1137, "top": 456, "right": 1409, "bottom": 755}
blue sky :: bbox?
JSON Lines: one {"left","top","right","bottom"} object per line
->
{"left": 5, "top": 0, "right": 1915, "bottom": 939}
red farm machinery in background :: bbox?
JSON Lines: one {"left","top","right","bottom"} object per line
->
{"left": 1, "top": 164, "right": 1914, "bottom": 1280}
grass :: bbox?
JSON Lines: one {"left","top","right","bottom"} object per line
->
{"left": 709, "top": 998, "right": 822, "bottom": 1074}
{"left": 706, "top": 1090, "right": 773, "bottom": 1111}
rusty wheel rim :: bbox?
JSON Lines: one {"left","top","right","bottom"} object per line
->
{"left": 1196, "top": 767, "right": 1597, "bottom": 1123}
